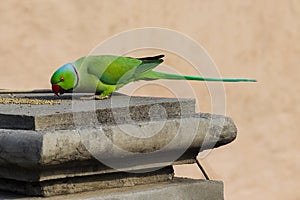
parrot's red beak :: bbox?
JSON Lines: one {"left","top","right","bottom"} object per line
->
{"left": 52, "top": 84, "right": 64, "bottom": 96}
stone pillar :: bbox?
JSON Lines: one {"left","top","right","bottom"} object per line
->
{"left": 0, "top": 93, "right": 236, "bottom": 199}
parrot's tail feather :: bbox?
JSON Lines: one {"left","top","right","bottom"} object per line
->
{"left": 143, "top": 71, "right": 257, "bottom": 82}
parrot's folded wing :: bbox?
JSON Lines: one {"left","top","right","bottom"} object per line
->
{"left": 79, "top": 55, "right": 141, "bottom": 85}
{"left": 116, "top": 57, "right": 164, "bottom": 84}
{"left": 82, "top": 55, "right": 163, "bottom": 85}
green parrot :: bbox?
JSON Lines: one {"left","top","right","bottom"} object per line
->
{"left": 50, "top": 55, "right": 256, "bottom": 99}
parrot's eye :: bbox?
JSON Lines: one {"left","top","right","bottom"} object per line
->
{"left": 60, "top": 77, "right": 65, "bottom": 82}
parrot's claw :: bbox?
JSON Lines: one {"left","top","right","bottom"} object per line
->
{"left": 80, "top": 95, "right": 111, "bottom": 100}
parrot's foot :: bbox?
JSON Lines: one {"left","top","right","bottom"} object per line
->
{"left": 80, "top": 95, "right": 111, "bottom": 100}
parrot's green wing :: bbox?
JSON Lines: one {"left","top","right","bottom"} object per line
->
{"left": 75, "top": 55, "right": 163, "bottom": 85}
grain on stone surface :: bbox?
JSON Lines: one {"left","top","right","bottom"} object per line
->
{"left": 0, "top": 96, "right": 61, "bottom": 105}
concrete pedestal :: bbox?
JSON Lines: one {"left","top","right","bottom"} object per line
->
{"left": 0, "top": 93, "right": 234, "bottom": 198}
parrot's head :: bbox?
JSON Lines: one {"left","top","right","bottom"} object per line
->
{"left": 50, "top": 63, "right": 79, "bottom": 96}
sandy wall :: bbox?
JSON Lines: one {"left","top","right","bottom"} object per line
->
{"left": 0, "top": 0, "right": 299, "bottom": 199}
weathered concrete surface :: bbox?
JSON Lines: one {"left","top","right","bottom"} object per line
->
{"left": 0, "top": 93, "right": 195, "bottom": 130}
{"left": 0, "top": 178, "right": 223, "bottom": 200}
{"left": 0, "top": 113, "right": 236, "bottom": 182}
{"left": 0, "top": 94, "right": 233, "bottom": 197}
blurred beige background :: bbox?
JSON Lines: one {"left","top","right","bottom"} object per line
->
{"left": 0, "top": 0, "right": 299, "bottom": 199}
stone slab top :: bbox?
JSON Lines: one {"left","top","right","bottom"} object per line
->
{"left": 0, "top": 93, "right": 194, "bottom": 115}
{"left": 0, "top": 93, "right": 195, "bottom": 130}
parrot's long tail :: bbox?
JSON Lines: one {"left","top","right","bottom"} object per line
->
{"left": 143, "top": 71, "right": 257, "bottom": 82}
